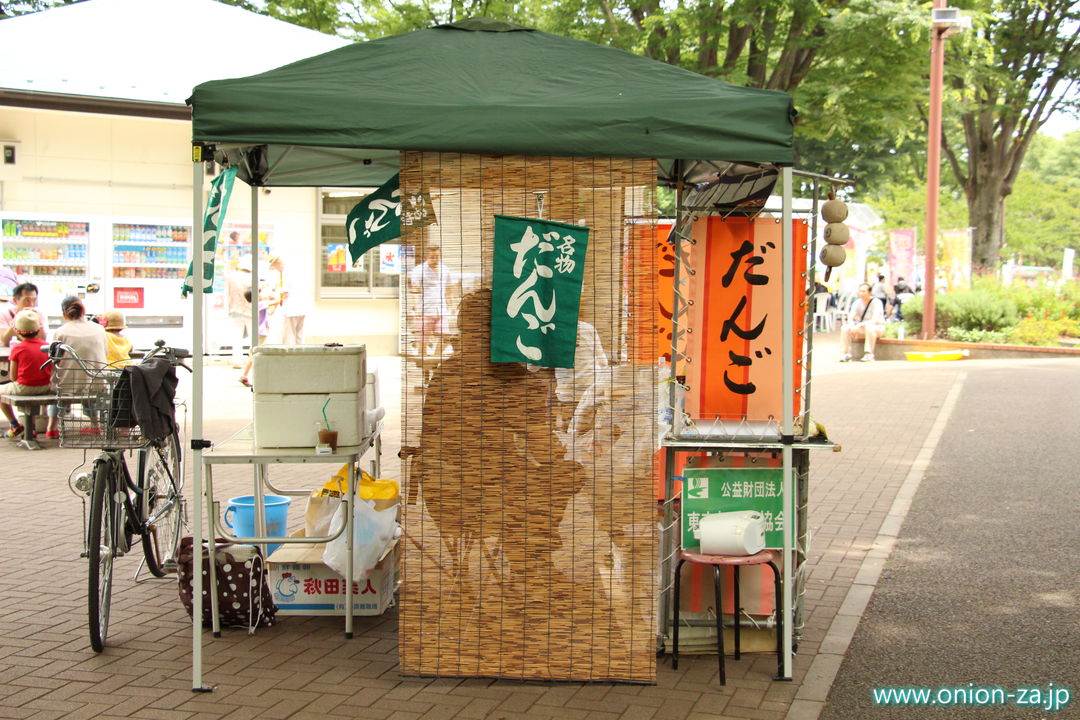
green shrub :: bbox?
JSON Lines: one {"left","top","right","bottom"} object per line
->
{"left": 945, "top": 327, "right": 1008, "bottom": 344}
{"left": 902, "top": 294, "right": 928, "bottom": 337}
{"left": 1006, "top": 318, "right": 1071, "bottom": 346}
{"left": 935, "top": 290, "right": 1018, "bottom": 332}
{"left": 1055, "top": 317, "right": 1080, "bottom": 338}
{"left": 868, "top": 279, "right": 1080, "bottom": 341}
{"left": 986, "top": 276, "right": 1080, "bottom": 322}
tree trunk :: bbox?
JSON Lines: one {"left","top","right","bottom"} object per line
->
{"left": 966, "top": 185, "right": 1006, "bottom": 274}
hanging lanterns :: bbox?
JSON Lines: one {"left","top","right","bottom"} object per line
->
{"left": 820, "top": 192, "right": 849, "bottom": 281}
{"left": 819, "top": 243, "right": 847, "bottom": 267}
{"left": 823, "top": 222, "right": 849, "bottom": 246}
{"left": 821, "top": 198, "right": 849, "bottom": 223}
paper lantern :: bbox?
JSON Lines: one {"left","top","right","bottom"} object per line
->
{"left": 821, "top": 199, "right": 848, "bottom": 223}
{"left": 823, "top": 222, "right": 849, "bottom": 246}
{"left": 820, "top": 244, "right": 846, "bottom": 267}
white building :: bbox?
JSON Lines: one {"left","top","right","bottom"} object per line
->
{"left": 0, "top": 0, "right": 401, "bottom": 353}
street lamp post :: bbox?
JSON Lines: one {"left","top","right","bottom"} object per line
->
{"left": 923, "top": 3, "right": 970, "bottom": 339}
{"left": 922, "top": 1, "right": 946, "bottom": 339}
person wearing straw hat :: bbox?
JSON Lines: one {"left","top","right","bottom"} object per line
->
{"left": 102, "top": 310, "right": 132, "bottom": 367}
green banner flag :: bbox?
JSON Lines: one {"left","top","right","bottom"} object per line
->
{"left": 181, "top": 165, "right": 238, "bottom": 297}
{"left": 346, "top": 173, "right": 400, "bottom": 264}
{"left": 491, "top": 215, "right": 589, "bottom": 368}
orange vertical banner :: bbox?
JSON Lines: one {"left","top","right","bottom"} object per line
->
{"left": 685, "top": 217, "right": 807, "bottom": 424}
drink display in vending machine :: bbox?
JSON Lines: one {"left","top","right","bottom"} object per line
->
{"left": 107, "top": 221, "right": 192, "bottom": 348}
{"left": 0, "top": 215, "right": 99, "bottom": 327}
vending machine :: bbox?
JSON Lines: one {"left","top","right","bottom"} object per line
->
{"left": 0, "top": 211, "right": 103, "bottom": 330}
{"left": 105, "top": 217, "right": 193, "bottom": 349}
{"left": 2, "top": 212, "right": 277, "bottom": 353}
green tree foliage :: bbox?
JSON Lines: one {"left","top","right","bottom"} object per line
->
{"left": 939, "top": 0, "right": 1080, "bottom": 271}
{"left": 251, "top": 0, "right": 935, "bottom": 191}
{"left": 1001, "top": 170, "right": 1080, "bottom": 267}
{"left": 0, "top": 0, "right": 72, "bottom": 18}
{"left": 865, "top": 181, "right": 968, "bottom": 254}
{"left": 1022, "top": 130, "right": 1080, "bottom": 189}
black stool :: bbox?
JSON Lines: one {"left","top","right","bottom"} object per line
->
{"left": 672, "top": 548, "right": 783, "bottom": 684}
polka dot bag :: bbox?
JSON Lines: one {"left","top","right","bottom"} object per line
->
{"left": 177, "top": 537, "right": 277, "bottom": 633}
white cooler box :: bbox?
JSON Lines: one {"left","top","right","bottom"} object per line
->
{"left": 252, "top": 344, "right": 367, "bottom": 394}
{"left": 255, "top": 391, "right": 366, "bottom": 448}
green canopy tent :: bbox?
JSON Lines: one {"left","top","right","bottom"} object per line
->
{"left": 188, "top": 18, "right": 794, "bottom": 187}
{"left": 184, "top": 17, "right": 801, "bottom": 690}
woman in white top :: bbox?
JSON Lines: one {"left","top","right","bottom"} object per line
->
{"left": 54, "top": 296, "right": 107, "bottom": 393}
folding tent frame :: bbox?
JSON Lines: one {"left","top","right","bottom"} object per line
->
{"left": 183, "top": 17, "right": 812, "bottom": 690}
{"left": 186, "top": 155, "right": 816, "bottom": 689}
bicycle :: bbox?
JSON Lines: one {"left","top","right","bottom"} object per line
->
{"left": 45, "top": 339, "right": 191, "bottom": 653}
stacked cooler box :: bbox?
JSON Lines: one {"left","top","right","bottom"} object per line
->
{"left": 252, "top": 344, "right": 367, "bottom": 448}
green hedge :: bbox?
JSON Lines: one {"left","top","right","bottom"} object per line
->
{"left": 898, "top": 277, "right": 1079, "bottom": 344}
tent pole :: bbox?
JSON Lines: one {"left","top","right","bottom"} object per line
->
{"left": 190, "top": 156, "right": 210, "bottom": 692}
{"left": 250, "top": 184, "right": 259, "bottom": 356}
{"left": 249, "top": 185, "right": 264, "bottom": 555}
{"left": 780, "top": 166, "right": 794, "bottom": 680}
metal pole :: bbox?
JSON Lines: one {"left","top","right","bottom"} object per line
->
{"left": 922, "top": 0, "right": 946, "bottom": 339}
{"left": 250, "top": 184, "right": 260, "bottom": 357}
{"left": 190, "top": 156, "right": 208, "bottom": 692}
{"left": 669, "top": 165, "right": 684, "bottom": 436}
{"left": 250, "top": 185, "right": 264, "bottom": 555}
{"left": 780, "top": 166, "right": 794, "bottom": 680}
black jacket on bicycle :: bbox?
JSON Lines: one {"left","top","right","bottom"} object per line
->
{"left": 122, "top": 357, "right": 178, "bottom": 441}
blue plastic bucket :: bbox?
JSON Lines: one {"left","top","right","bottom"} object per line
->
{"left": 223, "top": 494, "right": 292, "bottom": 555}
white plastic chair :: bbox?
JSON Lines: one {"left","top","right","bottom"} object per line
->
{"left": 831, "top": 295, "right": 852, "bottom": 329}
{"left": 813, "top": 293, "right": 833, "bottom": 332}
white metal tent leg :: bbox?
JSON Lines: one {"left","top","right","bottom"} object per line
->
{"left": 191, "top": 157, "right": 211, "bottom": 692}
{"left": 250, "top": 184, "right": 259, "bottom": 354}
{"left": 780, "top": 166, "right": 794, "bottom": 680}
{"left": 250, "top": 187, "right": 263, "bottom": 559}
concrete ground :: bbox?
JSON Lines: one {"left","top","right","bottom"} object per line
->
{"left": 0, "top": 336, "right": 1075, "bottom": 720}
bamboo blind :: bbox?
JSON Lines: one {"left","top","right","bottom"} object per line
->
{"left": 399, "top": 152, "right": 658, "bottom": 682}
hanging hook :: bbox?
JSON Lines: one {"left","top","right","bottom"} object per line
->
{"left": 533, "top": 190, "right": 547, "bottom": 219}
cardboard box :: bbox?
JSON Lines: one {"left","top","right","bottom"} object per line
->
{"left": 267, "top": 530, "right": 398, "bottom": 616}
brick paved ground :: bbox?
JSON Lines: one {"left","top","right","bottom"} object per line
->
{"left": 0, "top": 341, "right": 978, "bottom": 720}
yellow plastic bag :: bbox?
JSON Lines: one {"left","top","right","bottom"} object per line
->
{"left": 324, "top": 464, "right": 400, "bottom": 507}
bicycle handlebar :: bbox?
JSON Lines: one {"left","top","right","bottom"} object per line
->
{"left": 42, "top": 340, "right": 192, "bottom": 373}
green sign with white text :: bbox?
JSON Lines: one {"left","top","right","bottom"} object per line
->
{"left": 490, "top": 215, "right": 589, "bottom": 368}
{"left": 681, "top": 467, "right": 785, "bottom": 549}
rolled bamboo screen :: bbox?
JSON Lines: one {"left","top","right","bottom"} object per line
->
{"left": 399, "top": 152, "right": 658, "bottom": 682}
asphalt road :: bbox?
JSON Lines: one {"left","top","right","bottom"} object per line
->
{"left": 820, "top": 361, "right": 1080, "bottom": 719}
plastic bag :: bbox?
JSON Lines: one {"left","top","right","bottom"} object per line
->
{"left": 306, "top": 464, "right": 398, "bottom": 537}
{"left": 304, "top": 489, "right": 340, "bottom": 538}
{"left": 322, "top": 498, "right": 399, "bottom": 581}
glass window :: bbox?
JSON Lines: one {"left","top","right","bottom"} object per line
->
{"left": 318, "top": 189, "right": 401, "bottom": 298}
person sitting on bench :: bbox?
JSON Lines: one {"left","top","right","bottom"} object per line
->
{"left": 1, "top": 310, "right": 54, "bottom": 440}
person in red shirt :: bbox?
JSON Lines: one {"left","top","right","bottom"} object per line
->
{"left": 2, "top": 310, "right": 52, "bottom": 440}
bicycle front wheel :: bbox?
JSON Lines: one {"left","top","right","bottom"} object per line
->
{"left": 139, "top": 431, "right": 184, "bottom": 578}
{"left": 88, "top": 459, "right": 118, "bottom": 653}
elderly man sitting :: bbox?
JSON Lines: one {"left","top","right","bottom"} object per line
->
{"left": 839, "top": 282, "right": 886, "bottom": 362}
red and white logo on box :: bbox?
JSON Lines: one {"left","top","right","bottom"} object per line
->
{"left": 113, "top": 287, "right": 144, "bottom": 309}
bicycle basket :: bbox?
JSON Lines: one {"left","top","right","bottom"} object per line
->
{"left": 52, "top": 356, "right": 148, "bottom": 450}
